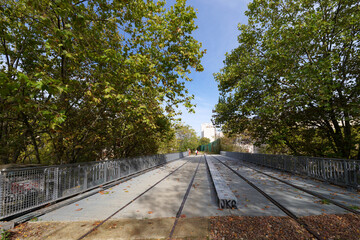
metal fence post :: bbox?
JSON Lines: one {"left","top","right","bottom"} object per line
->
{"left": 83, "top": 166, "right": 88, "bottom": 190}
{"left": 306, "top": 158, "right": 310, "bottom": 177}
{"left": 343, "top": 160, "right": 349, "bottom": 186}
{"left": 53, "top": 167, "right": 59, "bottom": 199}
{"left": 104, "top": 162, "right": 108, "bottom": 183}
{"left": 45, "top": 169, "right": 50, "bottom": 201}
{"left": 77, "top": 165, "right": 81, "bottom": 187}
{"left": 321, "top": 160, "right": 326, "bottom": 181}
{"left": 0, "top": 172, "right": 3, "bottom": 216}
{"left": 118, "top": 163, "right": 121, "bottom": 178}
{"left": 356, "top": 162, "right": 359, "bottom": 188}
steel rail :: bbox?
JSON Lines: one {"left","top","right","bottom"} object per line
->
{"left": 77, "top": 159, "right": 190, "bottom": 240}
{"left": 221, "top": 156, "right": 360, "bottom": 215}
{"left": 168, "top": 156, "right": 202, "bottom": 239}
{"left": 211, "top": 155, "right": 321, "bottom": 240}
{"left": 9, "top": 157, "right": 187, "bottom": 224}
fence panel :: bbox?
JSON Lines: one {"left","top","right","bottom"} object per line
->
{"left": 220, "top": 151, "right": 359, "bottom": 190}
{"left": 0, "top": 152, "right": 188, "bottom": 219}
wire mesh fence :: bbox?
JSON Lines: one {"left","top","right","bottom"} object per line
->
{"left": 0, "top": 152, "right": 187, "bottom": 219}
{"left": 221, "top": 151, "right": 360, "bottom": 190}
{"left": 198, "top": 139, "right": 220, "bottom": 153}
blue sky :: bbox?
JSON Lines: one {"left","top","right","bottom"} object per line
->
{"left": 170, "top": 0, "right": 251, "bottom": 136}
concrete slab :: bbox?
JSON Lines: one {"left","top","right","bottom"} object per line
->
{"left": 0, "top": 221, "right": 14, "bottom": 230}
{"left": 11, "top": 217, "right": 211, "bottom": 240}
{"left": 38, "top": 159, "right": 189, "bottom": 222}
{"left": 171, "top": 217, "right": 210, "bottom": 239}
{"left": 112, "top": 158, "right": 200, "bottom": 219}
{"left": 220, "top": 155, "right": 360, "bottom": 209}
{"left": 34, "top": 153, "right": 357, "bottom": 231}
{"left": 181, "top": 159, "right": 233, "bottom": 217}
{"left": 253, "top": 163, "right": 360, "bottom": 209}
{"left": 205, "top": 156, "right": 237, "bottom": 209}
{"left": 212, "top": 155, "right": 351, "bottom": 216}
{"left": 206, "top": 156, "right": 286, "bottom": 217}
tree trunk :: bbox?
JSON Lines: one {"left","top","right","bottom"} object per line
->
{"left": 22, "top": 112, "right": 41, "bottom": 164}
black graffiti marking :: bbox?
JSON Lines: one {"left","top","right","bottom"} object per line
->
{"left": 219, "top": 199, "right": 237, "bottom": 209}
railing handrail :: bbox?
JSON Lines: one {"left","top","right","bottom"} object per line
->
{"left": 220, "top": 151, "right": 360, "bottom": 162}
{"left": 0, "top": 152, "right": 184, "bottom": 172}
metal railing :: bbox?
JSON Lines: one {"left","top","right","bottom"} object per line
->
{"left": 0, "top": 152, "right": 187, "bottom": 219}
{"left": 220, "top": 151, "right": 360, "bottom": 190}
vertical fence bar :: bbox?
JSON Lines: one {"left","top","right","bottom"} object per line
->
{"left": 221, "top": 151, "right": 359, "bottom": 190}
{"left": 77, "top": 166, "right": 81, "bottom": 188}
{"left": 0, "top": 172, "right": 3, "bottom": 217}
{"left": 356, "top": 162, "right": 359, "bottom": 188}
{"left": 104, "top": 162, "right": 108, "bottom": 183}
{"left": 343, "top": 160, "right": 349, "bottom": 186}
{"left": 119, "top": 161, "right": 122, "bottom": 177}
{"left": 321, "top": 159, "right": 326, "bottom": 181}
{"left": 306, "top": 158, "right": 310, "bottom": 177}
{"left": 53, "top": 167, "right": 59, "bottom": 200}
{"left": 83, "top": 166, "right": 88, "bottom": 191}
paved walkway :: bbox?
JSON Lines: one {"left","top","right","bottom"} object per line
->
{"left": 209, "top": 155, "right": 353, "bottom": 216}
{"left": 38, "top": 154, "right": 359, "bottom": 223}
{"left": 18, "top": 154, "right": 358, "bottom": 239}
{"left": 38, "top": 156, "right": 230, "bottom": 222}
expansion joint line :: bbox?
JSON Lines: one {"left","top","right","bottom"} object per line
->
{"left": 168, "top": 156, "right": 202, "bottom": 240}
{"left": 77, "top": 160, "right": 190, "bottom": 240}
{"left": 212, "top": 156, "right": 321, "bottom": 240}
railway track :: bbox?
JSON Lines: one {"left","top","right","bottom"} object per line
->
{"left": 77, "top": 157, "right": 202, "bottom": 240}
{"left": 12, "top": 154, "right": 356, "bottom": 239}
{"left": 211, "top": 155, "right": 324, "bottom": 240}
{"left": 168, "top": 156, "right": 202, "bottom": 239}
{"left": 219, "top": 155, "right": 360, "bottom": 215}
{"left": 10, "top": 157, "right": 190, "bottom": 225}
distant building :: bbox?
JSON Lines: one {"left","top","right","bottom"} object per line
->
{"left": 201, "top": 123, "right": 223, "bottom": 142}
{"left": 201, "top": 123, "right": 216, "bottom": 142}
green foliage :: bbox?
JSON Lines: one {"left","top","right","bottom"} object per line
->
{"left": 320, "top": 199, "right": 330, "bottom": 205}
{"left": 175, "top": 124, "right": 199, "bottom": 151}
{"left": 0, "top": 0, "right": 204, "bottom": 164}
{"left": 199, "top": 137, "right": 210, "bottom": 145}
{"left": 219, "top": 134, "right": 253, "bottom": 153}
{"left": 213, "top": 0, "right": 360, "bottom": 159}
{"left": 156, "top": 122, "right": 179, "bottom": 154}
{"left": 30, "top": 217, "right": 38, "bottom": 222}
{"left": 0, "top": 230, "right": 10, "bottom": 240}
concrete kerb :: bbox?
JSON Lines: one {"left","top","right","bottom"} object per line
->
{"left": 205, "top": 155, "right": 237, "bottom": 209}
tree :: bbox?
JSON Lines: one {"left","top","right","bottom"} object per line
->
{"left": 213, "top": 0, "right": 360, "bottom": 159}
{"left": 199, "top": 137, "right": 210, "bottom": 145}
{"left": 0, "top": 0, "right": 204, "bottom": 164}
{"left": 175, "top": 124, "right": 199, "bottom": 151}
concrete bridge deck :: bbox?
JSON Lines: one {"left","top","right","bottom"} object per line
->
{"left": 9, "top": 155, "right": 360, "bottom": 239}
